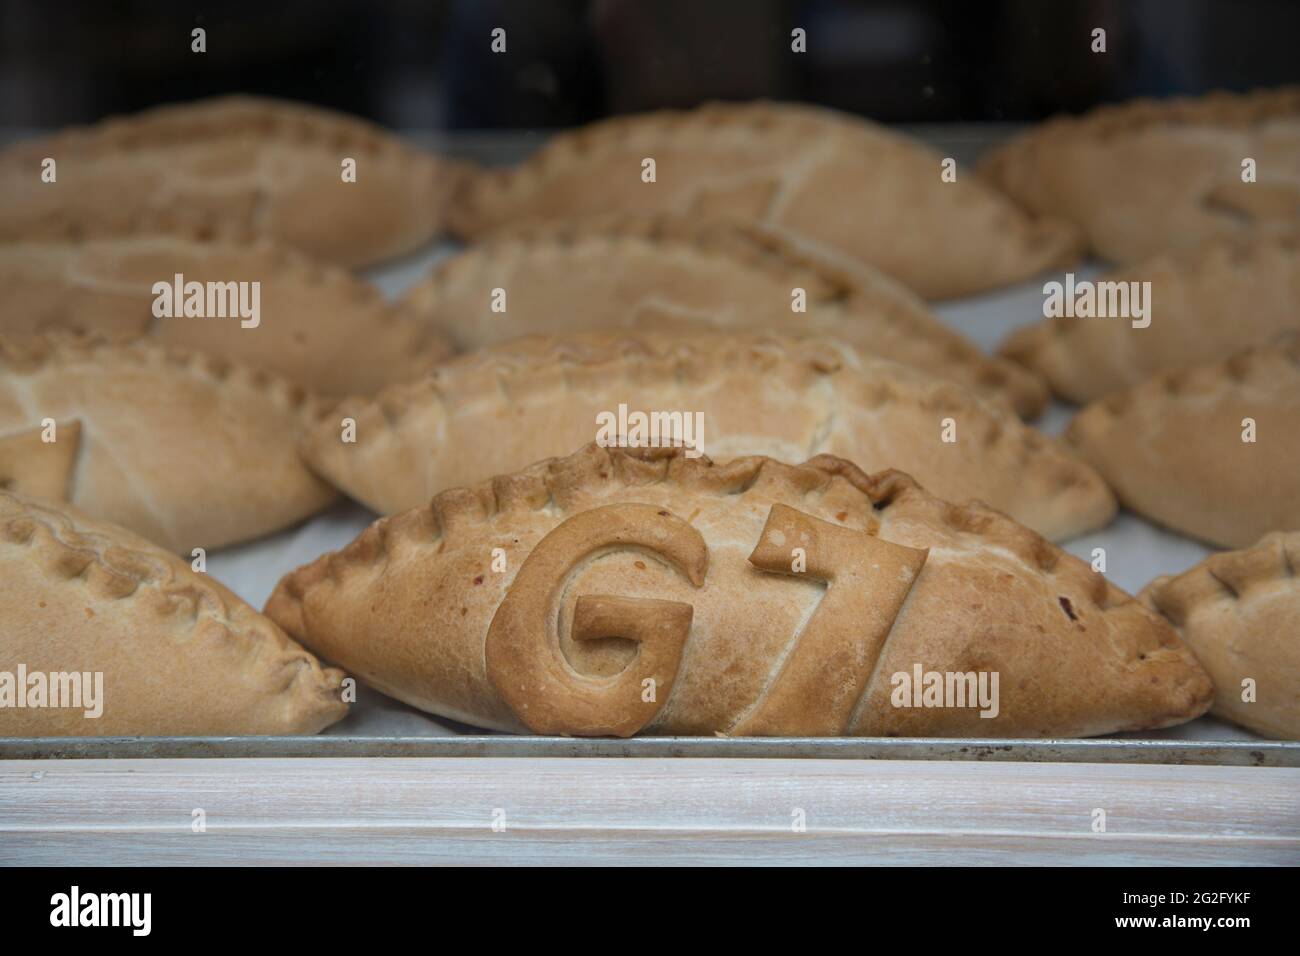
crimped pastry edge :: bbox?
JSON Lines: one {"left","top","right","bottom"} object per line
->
{"left": 276, "top": 441, "right": 1134, "bottom": 624}
{"left": 981, "top": 86, "right": 1300, "bottom": 180}
{"left": 999, "top": 232, "right": 1300, "bottom": 396}
{"left": 0, "top": 331, "right": 338, "bottom": 427}
{"left": 1142, "top": 530, "right": 1299, "bottom": 627}
{"left": 0, "top": 489, "right": 348, "bottom": 716}
{"left": 4, "top": 93, "right": 436, "bottom": 162}
{"left": 0, "top": 235, "right": 455, "bottom": 377}
{"left": 1066, "top": 331, "right": 1300, "bottom": 431}
{"left": 302, "top": 329, "right": 1100, "bottom": 513}
{"left": 410, "top": 212, "right": 1051, "bottom": 415}
{"left": 449, "top": 100, "right": 1083, "bottom": 304}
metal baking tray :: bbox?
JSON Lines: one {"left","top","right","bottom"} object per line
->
{"left": 3, "top": 736, "right": 1298, "bottom": 766}
{"left": 1, "top": 132, "right": 1287, "bottom": 775}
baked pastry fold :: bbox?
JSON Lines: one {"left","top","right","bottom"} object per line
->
{"left": 1066, "top": 335, "right": 1300, "bottom": 548}
{"left": 0, "top": 237, "right": 453, "bottom": 396}
{"left": 981, "top": 87, "right": 1300, "bottom": 263}
{"left": 268, "top": 443, "right": 1211, "bottom": 738}
{"left": 1142, "top": 532, "right": 1299, "bottom": 739}
{"left": 0, "top": 335, "right": 337, "bottom": 552}
{"left": 302, "top": 331, "right": 1113, "bottom": 540}
{"left": 448, "top": 101, "right": 1080, "bottom": 300}
{"left": 0, "top": 95, "right": 466, "bottom": 268}
{"left": 0, "top": 491, "right": 348, "bottom": 736}
{"left": 1001, "top": 233, "right": 1299, "bottom": 403}
{"left": 404, "top": 214, "right": 1048, "bottom": 415}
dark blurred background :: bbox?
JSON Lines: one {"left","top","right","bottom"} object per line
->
{"left": 1, "top": 0, "right": 1296, "bottom": 129}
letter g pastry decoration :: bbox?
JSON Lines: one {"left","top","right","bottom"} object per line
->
{"left": 485, "top": 503, "right": 708, "bottom": 736}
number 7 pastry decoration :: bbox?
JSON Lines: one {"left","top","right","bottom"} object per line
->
{"left": 267, "top": 444, "right": 1212, "bottom": 738}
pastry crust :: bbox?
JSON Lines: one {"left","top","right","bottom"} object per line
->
{"left": 448, "top": 101, "right": 1081, "bottom": 300}
{"left": 1001, "top": 233, "right": 1300, "bottom": 403}
{"left": 0, "top": 335, "right": 337, "bottom": 552}
{"left": 1066, "top": 335, "right": 1300, "bottom": 547}
{"left": 1142, "top": 532, "right": 1299, "bottom": 739}
{"left": 981, "top": 87, "right": 1300, "bottom": 263}
{"left": 0, "top": 420, "right": 80, "bottom": 502}
{"left": 267, "top": 443, "right": 1211, "bottom": 738}
{"left": 0, "top": 237, "right": 454, "bottom": 396}
{"left": 0, "top": 95, "right": 467, "bottom": 268}
{"left": 403, "top": 213, "right": 1049, "bottom": 415}
{"left": 302, "top": 331, "right": 1113, "bottom": 540}
{"left": 0, "top": 490, "right": 348, "bottom": 736}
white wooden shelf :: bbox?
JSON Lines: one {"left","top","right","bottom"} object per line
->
{"left": 2, "top": 757, "right": 1296, "bottom": 865}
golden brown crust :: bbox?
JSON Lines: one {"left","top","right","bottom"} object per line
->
{"left": 0, "top": 419, "right": 80, "bottom": 501}
{"left": 1000, "top": 233, "right": 1300, "bottom": 403}
{"left": 1142, "top": 531, "right": 1299, "bottom": 739}
{"left": 449, "top": 101, "right": 1081, "bottom": 300}
{"left": 0, "top": 95, "right": 469, "bottom": 268}
{"left": 1066, "top": 335, "right": 1300, "bottom": 547}
{"left": 988, "top": 86, "right": 1300, "bottom": 150}
{"left": 267, "top": 443, "right": 1210, "bottom": 738}
{"left": 301, "top": 330, "right": 1111, "bottom": 540}
{"left": 403, "top": 213, "right": 1049, "bottom": 415}
{"left": 0, "top": 334, "right": 337, "bottom": 552}
{"left": 0, "top": 236, "right": 453, "bottom": 396}
{"left": 485, "top": 503, "right": 708, "bottom": 736}
{"left": 0, "top": 490, "right": 348, "bottom": 736}
{"left": 980, "top": 87, "right": 1300, "bottom": 262}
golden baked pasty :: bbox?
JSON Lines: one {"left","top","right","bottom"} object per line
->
{"left": 267, "top": 443, "right": 1211, "bottom": 738}
{"left": 0, "top": 237, "right": 453, "bottom": 396}
{"left": 448, "top": 102, "right": 1080, "bottom": 300}
{"left": 404, "top": 214, "right": 1049, "bottom": 415}
{"left": 0, "top": 335, "right": 337, "bottom": 552}
{"left": 1066, "top": 336, "right": 1300, "bottom": 547}
{"left": 981, "top": 87, "right": 1300, "bottom": 263}
{"left": 1142, "top": 532, "right": 1299, "bottom": 739}
{"left": 1001, "top": 233, "right": 1299, "bottom": 403}
{"left": 0, "top": 95, "right": 466, "bottom": 268}
{"left": 303, "top": 331, "right": 1113, "bottom": 540}
{"left": 0, "top": 490, "right": 348, "bottom": 736}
